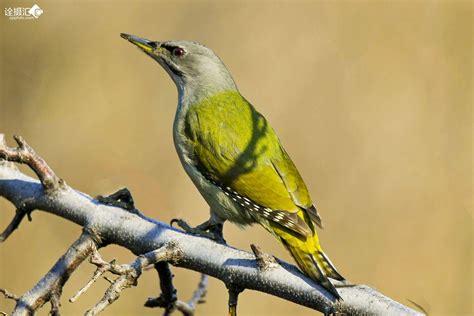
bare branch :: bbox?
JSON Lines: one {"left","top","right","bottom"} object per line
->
{"left": 70, "top": 249, "right": 115, "bottom": 303}
{"left": 85, "top": 244, "right": 182, "bottom": 316}
{"left": 103, "top": 276, "right": 114, "bottom": 284}
{"left": 0, "top": 135, "right": 63, "bottom": 191}
{"left": 49, "top": 291, "right": 61, "bottom": 316}
{"left": 227, "top": 288, "right": 242, "bottom": 316}
{"left": 144, "top": 262, "right": 178, "bottom": 314}
{"left": 72, "top": 248, "right": 137, "bottom": 305}
{"left": 174, "top": 274, "right": 208, "bottom": 315}
{"left": 0, "top": 136, "right": 423, "bottom": 316}
{"left": 146, "top": 265, "right": 208, "bottom": 316}
{"left": 0, "top": 208, "right": 32, "bottom": 242}
{"left": 11, "top": 231, "right": 98, "bottom": 316}
{"left": 0, "top": 135, "right": 17, "bottom": 171}
{"left": 0, "top": 288, "right": 19, "bottom": 301}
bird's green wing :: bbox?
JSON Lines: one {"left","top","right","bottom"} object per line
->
{"left": 272, "top": 149, "right": 324, "bottom": 228}
{"left": 184, "top": 91, "right": 317, "bottom": 235}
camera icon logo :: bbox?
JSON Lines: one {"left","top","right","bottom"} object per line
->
{"left": 27, "top": 4, "right": 43, "bottom": 19}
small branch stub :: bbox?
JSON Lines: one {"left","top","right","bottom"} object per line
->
{"left": 227, "top": 288, "right": 243, "bottom": 316}
{"left": 0, "top": 208, "right": 31, "bottom": 243}
{"left": 250, "top": 244, "right": 279, "bottom": 272}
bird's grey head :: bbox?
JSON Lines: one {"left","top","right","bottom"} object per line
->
{"left": 121, "top": 33, "right": 237, "bottom": 102}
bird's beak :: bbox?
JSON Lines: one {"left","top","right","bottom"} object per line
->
{"left": 120, "top": 33, "right": 158, "bottom": 54}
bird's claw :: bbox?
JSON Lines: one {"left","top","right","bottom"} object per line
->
{"left": 96, "top": 188, "right": 139, "bottom": 214}
{"left": 170, "top": 218, "right": 226, "bottom": 244}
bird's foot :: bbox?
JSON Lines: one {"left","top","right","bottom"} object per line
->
{"left": 171, "top": 219, "right": 226, "bottom": 244}
{"left": 96, "top": 188, "right": 139, "bottom": 214}
{"left": 170, "top": 219, "right": 215, "bottom": 238}
{"left": 207, "top": 222, "right": 226, "bottom": 244}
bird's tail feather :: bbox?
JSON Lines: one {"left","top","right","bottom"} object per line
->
{"left": 281, "top": 239, "right": 344, "bottom": 298}
{"left": 315, "top": 250, "right": 345, "bottom": 281}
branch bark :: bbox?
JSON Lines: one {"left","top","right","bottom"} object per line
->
{"left": 84, "top": 244, "right": 182, "bottom": 316}
{"left": 0, "top": 135, "right": 423, "bottom": 315}
{"left": 12, "top": 231, "right": 98, "bottom": 315}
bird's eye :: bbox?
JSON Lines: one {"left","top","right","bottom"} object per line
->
{"left": 172, "top": 47, "right": 185, "bottom": 57}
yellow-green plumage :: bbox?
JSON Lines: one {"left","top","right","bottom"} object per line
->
{"left": 120, "top": 34, "right": 344, "bottom": 298}
{"left": 184, "top": 91, "right": 344, "bottom": 296}
{"left": 185, "top": 91, "right": 306, "bottom": 212}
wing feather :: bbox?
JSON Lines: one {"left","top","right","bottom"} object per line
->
{"left": 184, "top": 91, "right": 320, "bottom": 235}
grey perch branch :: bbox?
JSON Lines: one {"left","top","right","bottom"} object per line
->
{"left": 0, "top": 135, "right": 423, "bottom": 315}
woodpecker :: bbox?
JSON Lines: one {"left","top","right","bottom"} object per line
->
{"left": 121, "top": 33, "right": 344, "bottom": 298}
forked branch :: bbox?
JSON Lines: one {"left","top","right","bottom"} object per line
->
{"left": 84, "top": 243, "right": 182, "bottom": 315}
{"left": 12, "top": 231, "right": 98, "bottom": 316}
{"left": 0, "top": 134, "right": 63, "bottom": 191}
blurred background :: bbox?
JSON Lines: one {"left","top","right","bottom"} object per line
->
{"left": 0, "top": 1, "right": 472, "bottom": 315}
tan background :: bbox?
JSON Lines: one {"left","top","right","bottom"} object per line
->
{"left": 0, "top": 1, "right": 472, "bottom": 315}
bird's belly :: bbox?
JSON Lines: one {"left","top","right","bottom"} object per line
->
{"left": 186, "top": 162, "right": 255, "bottom": 225}
{"left": 174, "top": 138, "right": 255, "bottom": 226}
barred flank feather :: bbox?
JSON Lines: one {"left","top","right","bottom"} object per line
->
{"left": 206, "top": 174, "right": 344, "bottom": 297}
{"left": 207, "top": 176, "right": 313, "bottom": 237}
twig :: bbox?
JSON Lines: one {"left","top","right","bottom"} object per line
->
{"left": 103, "top": 276, "right": 114, "bottom": 284}
{"left": 85, "top": 243, "right": 182, "bottom": 316}
{"left": 0, "top": 208, "right": 31, "bottom": 242}
{"left": 174, "top": 274, "right": 208, "bottom": 315}
{"left": 407, "top": 298, "right": 429, "bottom": 315}
{"left": 227, "top": 288, "right": 243, "bottom": 316}
{"left": 0, "top": 135, "right": 17, "bottom": 171}
{"left": 0, "top": 134, "right": 63, "bottom": 191}
{"left": 11, "top": 231, "right": 98, "bottom": 316}
{"left": 0, "top": 288, "right": 19, "bottom": 301}
{"left": 49, "top": 291, "right": 61, "bottom": 316}
{"left": 0, "top": 288, "right": 18, "bottom": 316}
{"left": 146, "top": 269, "right": 208, "bottom": 316}
{"left": 69, "top": 249, "right": 116, "bottom": 303}
{"left": 144, "top": 262, "right": 178, "bottom": 314}
{"left": 250, "top": 244, "right": 279, "bottom": 272}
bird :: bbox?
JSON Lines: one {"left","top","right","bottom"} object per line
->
{"left": 121, "top": 33, "right": 345, "bottom": 298}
